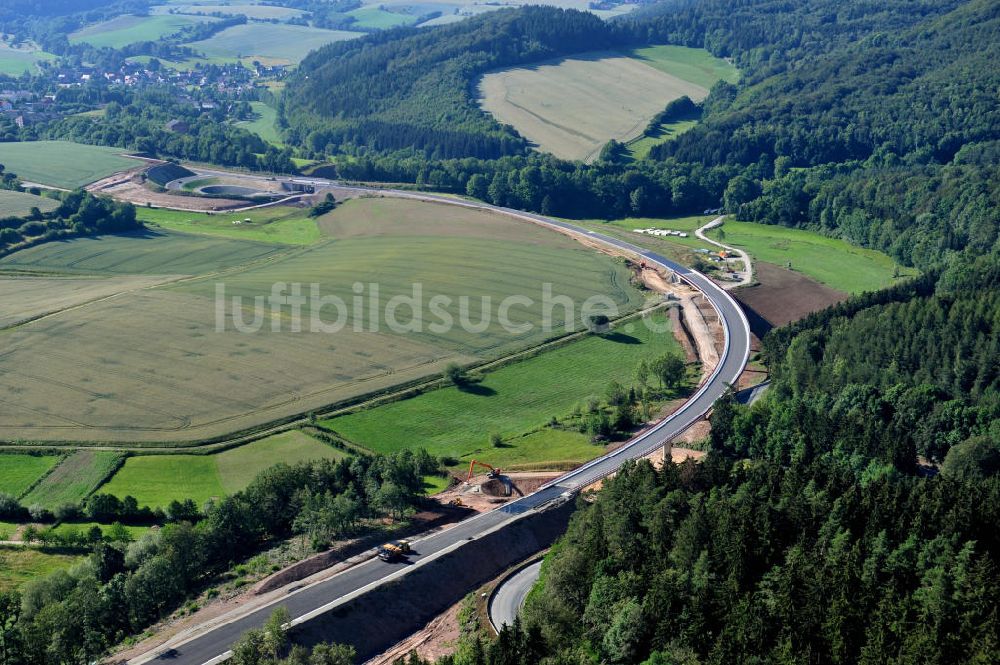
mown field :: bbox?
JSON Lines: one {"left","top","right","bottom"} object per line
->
{"left": 628, "top": 44, "right": 740, "bottom": 89}
{"left": 0, "top": 455, "right": 59, "bottom": 497}
{"left": 185, "top": 23, "right": 359, "bottom": 64}
{"left": 69, "top": 14, "right": 216, "bottom": 49}
{"left": 478, "top": 45, "right": 735, "bottom": 162}
{"left": 235, "top": 101, "right": 284, "bottom": 147}
{"left": 20, "top": 451, "right": 123, "bottom": 509}
{"left": 0, "top": 190, "right": 59, "bottom": 217}
{"left": 0, "top": 141, "right": 142, "bottom": 189}
{"left": 707, "top": 220, "right": 918, "bottom": 293}
{"left": 323, "top": 311, "right": 681, "bottom": 470}
{"left": 0, "top": 197, "right": 643, "bottom": 443}
{"left": 0, "top": 43, "right": 55, "bottom": 76}
{"left": 99, "top": 430, "right": 350, "bottom": 508}
{"left": 137, "top": 205, "right": 320, "bottom": 245}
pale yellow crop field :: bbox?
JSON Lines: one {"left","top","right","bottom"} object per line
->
{"left": 478, "top": 51, "right": 708, "bottom": 162}
{"left": 0, "top": 198, "right": 644, "bottom": 444}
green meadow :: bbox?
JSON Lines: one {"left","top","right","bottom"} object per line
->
{"left": 236, "top": 101, "right": 284, "bottom": 147}
{"left": 0, "top": 141, "right": 141, "bottom": 189}
{"left": 0, "top": 455, "right": 60, "bottom": 497}
{"left": 0, "top": 44, "right": 55, "bottom": 76}
{"left": 137, "top": 205, "right": 321, "bottom": 245}
{"left": 0, "top": 547, "right": 84, "bottom": 592}
{"left": 708, "top": 220, "right": 918, "bottom": 293}
{"left": 322, "top": 312, "right": 682, "bottom": 470}
{"left": 628, "top": 44, "right": 739, "bottom": 89}
{"left": 70, "top": 14, "right": 215, "bottom": 49}
{"left": 99, "top": 431, "right": 350, "bottom": 508}
{"left": 347, "top": 7, "right": 416, "bottom": 29}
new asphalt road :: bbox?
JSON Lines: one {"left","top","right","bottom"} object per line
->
{"left": 133, "top": 182, "right": 751, "bottom": 665}
{"left": 489, "top": 559, "right": 544, "bottom": 630}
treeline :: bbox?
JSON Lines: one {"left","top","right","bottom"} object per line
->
{"left": 0, "top": 450, "right": 438, "bottom": 664}
{"left": 407, "top": 258, "right": 1000, "bottom": 665}
{"left": 41, "top": 87, "right": 297, "bottom": 173}
{"left": 0, "top": 185, "right": 139, "bottom": 254}
{"left": 730, "top": 157, "right": 1000, "bottom": 270}
{"left": 283, "top": 7, "right": 625, "bottom": 159}
{"left": 331, "top": 152, "right": 739, "bottom": 219}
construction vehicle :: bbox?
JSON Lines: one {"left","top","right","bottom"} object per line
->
{"left": 377, "top": 539, "right": 411, "bottom": 562}
{"left": 466, "top": 460, "right": 501, "bottom": 483}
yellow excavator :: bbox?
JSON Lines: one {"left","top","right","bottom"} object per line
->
{"left": 377, "top": 539, "right": 411, "bottom": 562}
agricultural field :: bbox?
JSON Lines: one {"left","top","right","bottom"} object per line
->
{"left": 0, "top": 229, "right": 284, "bottom": 275}
{"left": 0, "top": 275, "right": 176, "bottom": 329}
{"left": 20, "top": 451, "right": 123, "bottom": 509}
{"left": 0, "top": 197, "right": 643, "bottom": 443}
{"left": 235, "top": 101, "right": 284, "bottom": 147}
{"left": 185, "top": 23, "right": 360, "bottom": 65}
{"left": 137, "top": 206, "right": 320, "bottom": 245}
{"left": 99, "top": 430, "right": 350, "bottom": 508}
{"left": 0, "top": 141, "right": 142, "bottom": 189}
{"left": 478, "top": 45, "right": 734, "bottom": 162}
{"left": 178, "top": 199, "right": 643, "bottom": 357}
{"left": 0, "top": 190, "right": 59, "bottom": 217}
{"left": 0, "top": 547, "right": 84, "bottom": 592}
{"left": 0, "top": 454, "right": 60, "bottom": 497}
{"left": 154, "top": 3, "right": 305, "bottom": 20}
{"left": 347, "top": 6, "right": 417, "bottom": 29}
{"left": 381, "top": 0, "right": 634, "bottom": 26}
{"left": 0, "top": 42, "right": 55, "bottom": 76}
{"left": 69, "top": 14, "right": 216, "bottom": 49}
{"left": 322, "top": 311, "right": 681, "bottom": 470}
{"left": 625, "top": 118, "right": 699, "bottom": 160}
{"left": 627, "top": 45, "right": 740, "bottom": 89}
{"left": 707, "top": 220, "right": 918, "bottom": 293}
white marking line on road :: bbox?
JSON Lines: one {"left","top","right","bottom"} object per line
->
{"left": 196, "top": 508, "right": 543, "bottom": 665}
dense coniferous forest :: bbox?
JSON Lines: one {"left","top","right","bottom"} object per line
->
{"left": 386, "top": 258, "right": 1000, "bottom": 665}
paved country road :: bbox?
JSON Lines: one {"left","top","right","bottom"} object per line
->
{"left": 130, "top": 177, "right": 752, "bottom": 665}
{"left": 489, "top": 559, "right": 544, "bottom": 631}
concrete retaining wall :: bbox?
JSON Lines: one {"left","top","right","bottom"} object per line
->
{"left": 289, "top": 501, "right": 576, "bottom": 661}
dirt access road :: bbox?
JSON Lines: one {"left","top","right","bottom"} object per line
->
{"left": 696, "top": 215, "right": 753, "bottom": 286}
